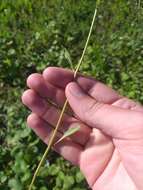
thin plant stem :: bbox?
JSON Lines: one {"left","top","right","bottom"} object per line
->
{"left": 74, "top": 8, "right": 97, "bottom": 78}
{"left": 28, "top": 1, "right": 100, "bottom": 189}
{"left": 28, "top": 100, "right": 68, "bottom": 190}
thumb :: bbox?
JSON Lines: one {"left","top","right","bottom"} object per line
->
{"left": 65, "top": 82, "right": 143, "bottom": 139}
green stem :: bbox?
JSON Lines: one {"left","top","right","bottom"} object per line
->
{"left": 28, "top": 1, "right": 100, "bottom": 189}
{"left": 28, "top": 100, "right": 68, "bottom": 190}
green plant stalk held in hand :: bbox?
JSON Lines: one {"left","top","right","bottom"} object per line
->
{"left": 28, "top": 1, "right": 101, "bottom": 189}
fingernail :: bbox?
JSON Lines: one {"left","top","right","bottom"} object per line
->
{"left": 68, "top": 83, "right": 84, "bottom": 98}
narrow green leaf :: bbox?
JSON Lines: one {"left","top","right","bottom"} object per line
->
{"left": 55, "top": 125, "right": 80, "bottom": 145}
{"left": 64, "top": 48, "right": 74, "bottom": 70}
{"left": 138, "top": 0, "right": 141, "bottom": 9}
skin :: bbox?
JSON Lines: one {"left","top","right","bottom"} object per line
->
{"left": 22, "top": 67, "right": 143, "bottom": 190}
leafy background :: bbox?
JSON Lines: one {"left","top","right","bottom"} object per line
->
{"left": 0, "top": 0, "right": 143, "bottom": 189}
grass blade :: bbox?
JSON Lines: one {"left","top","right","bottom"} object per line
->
{"left": 64, "top": 48, "right": 74, "bottom": 71}
{"left": 55, "top": 125, "right": 80, "bottom": 145}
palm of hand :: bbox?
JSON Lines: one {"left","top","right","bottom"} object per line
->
{"left": 80, "top": 98, "right": 137, "bottom": 190}
{"left": 22, "top": 67, "right": 143, "bottom": 190}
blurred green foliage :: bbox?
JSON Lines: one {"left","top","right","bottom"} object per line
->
{"left": 0, "top": 0, "right": 143, "bottom": 189}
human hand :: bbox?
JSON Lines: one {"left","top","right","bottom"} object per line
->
{"left": 22, "top": 67, "right": 143, "bottom": 190}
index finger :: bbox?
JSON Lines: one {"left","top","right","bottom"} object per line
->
{"left": 43, "top": 67, "right": 121, "bottom": 104}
